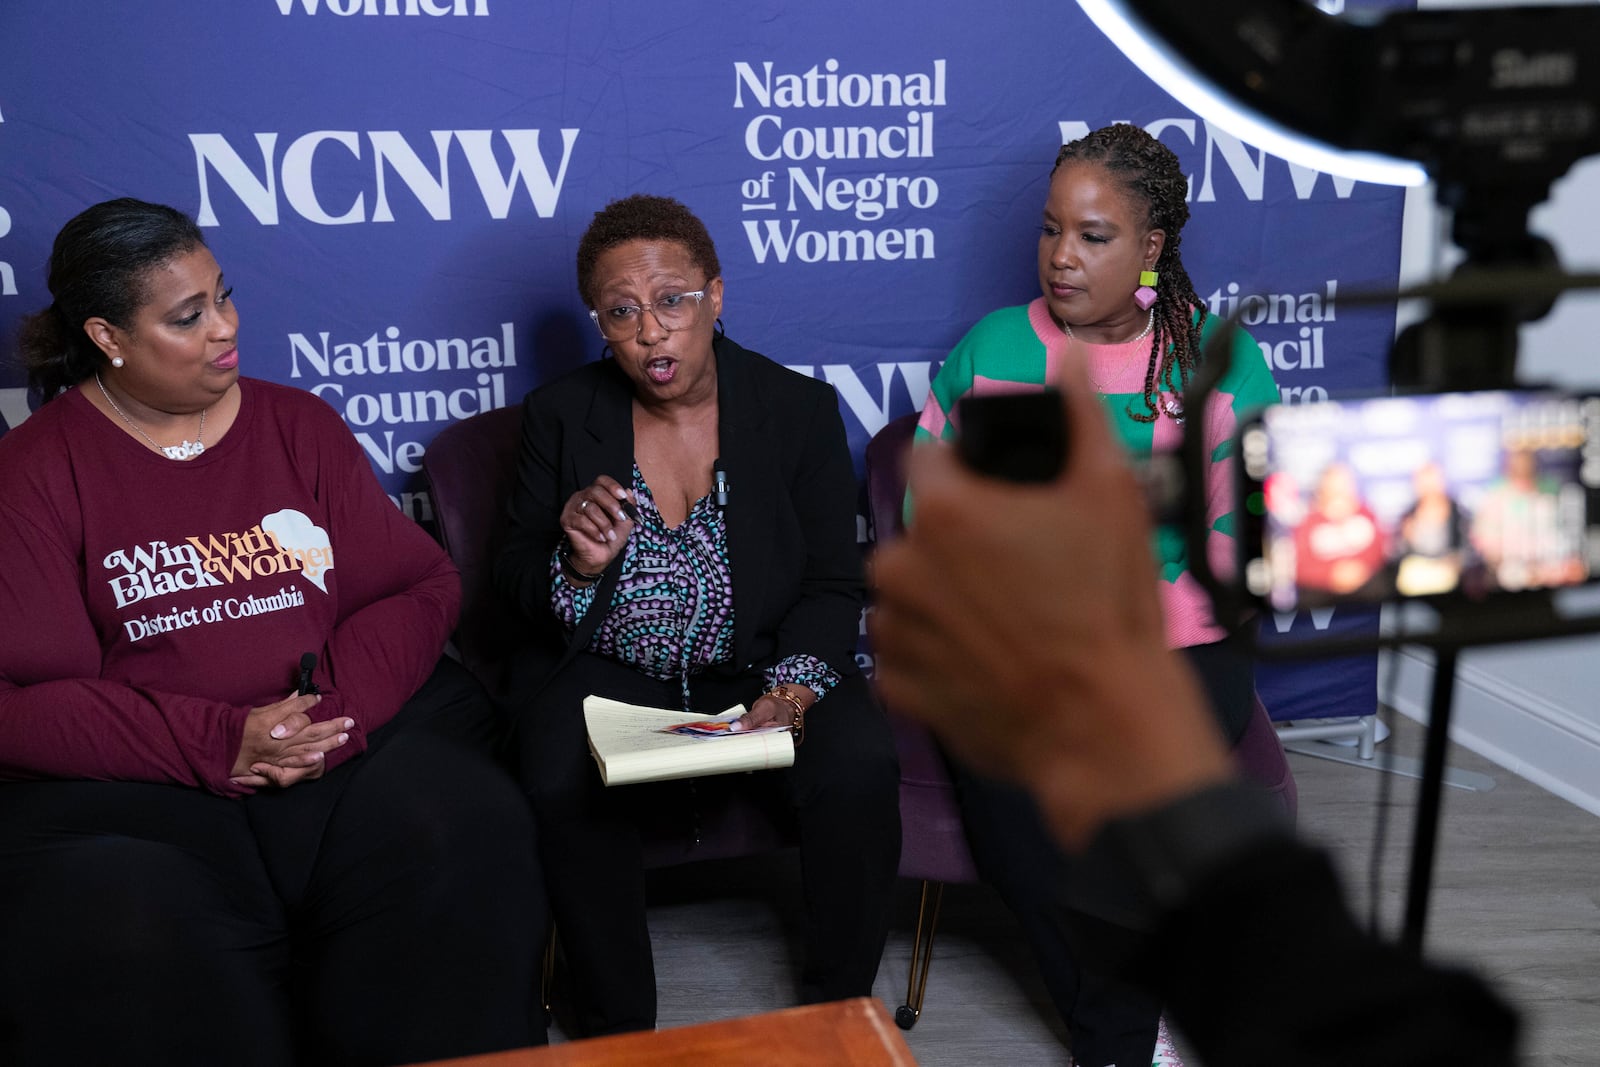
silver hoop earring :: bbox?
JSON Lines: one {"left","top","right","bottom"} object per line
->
{"left": 110, "top": 356, "right": 125, "bottom": 368}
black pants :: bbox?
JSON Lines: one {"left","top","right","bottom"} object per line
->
{"left": 0, "top": 657, "right": 547, "bottom": 1067}
{"left": 952, "top": 632, "right": 1257, "bottom": 1067}
{"left": 514, "top": 653, "right": 901, "bottom": 1037}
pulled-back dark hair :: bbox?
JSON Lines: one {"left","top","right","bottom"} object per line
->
{"left": 17, "top": 198, "right": 205, "bottom": 402}
{"left": 575, "top": 194, "right": 721, "bottom": 310}
{"left": 1054, "top": 124, "right": 1202, "bottom": 423}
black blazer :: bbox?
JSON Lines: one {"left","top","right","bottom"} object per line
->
{"left": 494, "top": 334, "right": 864, "bottom": 700}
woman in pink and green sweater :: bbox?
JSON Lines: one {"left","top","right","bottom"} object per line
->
{"left": 912, "top": 123, "right": 1278, "bottom": 1067}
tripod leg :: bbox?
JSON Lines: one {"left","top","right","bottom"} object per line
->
{"left": 1402, "top": 647, "right": 1458, "bottom": 955}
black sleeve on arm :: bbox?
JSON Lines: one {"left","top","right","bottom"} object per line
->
{"left": 1154, "top": 835, "right": 1520, "bottom": 1067}
{"left": 772, "top": 382, "right": 865, "bottom": 675}
{"left": 495, "top": 389, "right": 565, "bottom": 626}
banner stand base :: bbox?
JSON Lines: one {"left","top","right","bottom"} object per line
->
{"left": 1283, "top": 739, "right": 1497, "bottom": 793}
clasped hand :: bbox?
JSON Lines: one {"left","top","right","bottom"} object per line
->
{"left": 229, "top": 692, "right": 354, "bottom": 789}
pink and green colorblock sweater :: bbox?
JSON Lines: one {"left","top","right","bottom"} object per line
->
{"left": 915, "top": 298, "right": 1280, "bottom": 649}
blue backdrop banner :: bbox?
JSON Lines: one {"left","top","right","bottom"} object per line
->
{"left": 0, "top": 1, "right": 1404, "bottom": 720}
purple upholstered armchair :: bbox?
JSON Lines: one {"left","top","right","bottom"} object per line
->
{"left": 862, "top": 413, "right": 981, "bottom": 1029}
{"left": 862, "top": 412, "right": 1298, "bottom": 1027}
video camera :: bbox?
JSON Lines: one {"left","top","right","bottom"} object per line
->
{"left": 1167, "top": 0, "right": 1600, "bottom": 657}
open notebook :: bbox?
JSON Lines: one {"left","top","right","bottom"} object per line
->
{"left": 582, "top": 695, "right": 796, "bottom": 786}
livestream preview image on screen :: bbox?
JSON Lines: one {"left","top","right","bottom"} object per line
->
{"left": 1250, "top": 392, "right": 1600, "bottom": 610}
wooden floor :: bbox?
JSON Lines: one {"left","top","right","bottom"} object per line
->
{"left": 547, "top": 712, "right": 1599, "bottom": 1065}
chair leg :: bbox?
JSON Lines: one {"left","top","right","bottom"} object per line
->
{"left": 541, "top": 926, "right": 558, "bottom": 1017}
{"left": 896, "top": 879, "right": 946, "bottom": 1030}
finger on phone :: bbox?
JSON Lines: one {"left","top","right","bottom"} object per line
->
{"left": 1057, "top": 358, "right": 1122, "bottom": 479}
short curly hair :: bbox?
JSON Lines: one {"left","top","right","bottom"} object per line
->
{"left": 575, "top": 194, "right": 722, "bottom": 309}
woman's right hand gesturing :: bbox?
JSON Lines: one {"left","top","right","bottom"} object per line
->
{"left": 229, "top": 693, "right": 353, "bottom": 789}
{"left": 559, "top": 475, "right": 637, "bottom": 582}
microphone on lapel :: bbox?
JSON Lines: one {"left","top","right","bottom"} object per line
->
{"left": 713, "top": 460, "right": 730, "bottom": 508}
{"left": 297, "top": 652, "right": 319, "bottom": 696}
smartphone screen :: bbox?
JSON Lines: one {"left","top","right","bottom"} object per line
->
{"left": 1239, "top": 390, "right": 1600, "bottom": 611}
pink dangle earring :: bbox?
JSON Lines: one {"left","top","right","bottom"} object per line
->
{"left": 1134, "top": 269, "right": 1159, "bottom": 311}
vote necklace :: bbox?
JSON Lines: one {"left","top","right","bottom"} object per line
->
{"left": 95, "top": 374, "right": 209, "bottom": 460}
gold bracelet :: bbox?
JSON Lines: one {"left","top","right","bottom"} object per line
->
{"left": 766, "top": 684, "right": 807, "bottom": 745}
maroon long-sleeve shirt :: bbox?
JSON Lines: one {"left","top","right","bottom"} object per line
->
{"left": 0, "top": 379, "right": 459, "bottom": 796}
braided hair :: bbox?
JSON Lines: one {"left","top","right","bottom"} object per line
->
{"left": 1053, "top": 124, "right": 1203, "bottom": 423}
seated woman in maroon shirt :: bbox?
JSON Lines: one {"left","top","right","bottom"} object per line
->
{"left": 0, "top": 198, "right": 545, "bottom": 1067}
{"left": 1294, "top": 461, "right": 1389, "bottom": 602}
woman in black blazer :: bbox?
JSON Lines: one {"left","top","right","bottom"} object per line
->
{"left": 494, "top": 194, "right": 900, "bottom": 1038}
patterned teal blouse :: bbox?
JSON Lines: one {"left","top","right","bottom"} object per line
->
{"left": 551, "top": 464, "right": 840, "bottom": 710}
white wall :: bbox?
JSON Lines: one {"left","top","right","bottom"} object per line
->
{"left": 1388, "top": 3, "right": 1600, "bottom": 815}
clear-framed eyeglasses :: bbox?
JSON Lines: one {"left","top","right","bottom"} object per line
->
{"left": 589, "top": 289, "right": 710, "bottom": 340}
